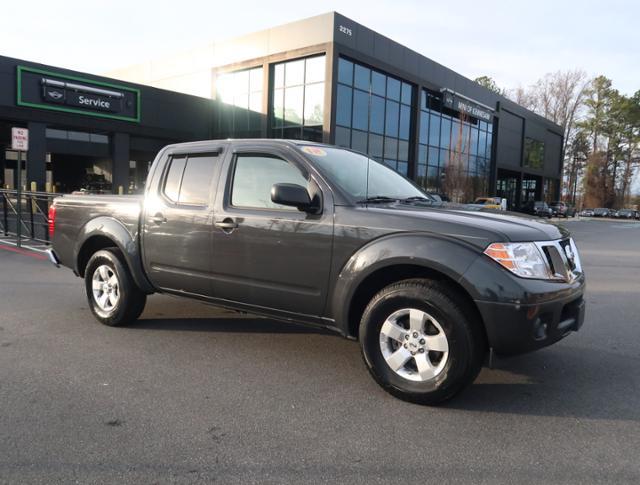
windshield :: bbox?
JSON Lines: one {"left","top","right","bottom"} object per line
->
{"left": 298, "top": 146, "right": 429, "bottom": 202}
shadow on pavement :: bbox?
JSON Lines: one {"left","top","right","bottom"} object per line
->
{"left": 448, "top": 346, "right": 639, "bottom": 422}
{"left": 132, "top": 315, "right": 336, "bottom": 336}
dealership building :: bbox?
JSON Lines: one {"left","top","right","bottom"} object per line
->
{"left": 0, "top": 12, "right": 563, "bottom": 206}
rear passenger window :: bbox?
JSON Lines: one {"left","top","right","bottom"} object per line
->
{"left": 162, "top": 153, "right": 217, "bottom": 206}
{"left": 231, "top": 154, "right": 308, "bottom": 210}
{"left": 163, "top": 156, "right": 186, "bottom": 203}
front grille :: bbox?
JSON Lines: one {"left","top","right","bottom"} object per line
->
{"left": 536, "top": 238, "right": 582, "bottom": 282}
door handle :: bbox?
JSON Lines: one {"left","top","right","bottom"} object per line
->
{"left": 151, "top": 213, "right": 167, "bottom": 224}
{"left": 214, "top": 217, "right": 238, "bottom": 232}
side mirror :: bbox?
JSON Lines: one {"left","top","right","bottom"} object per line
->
{"left": 271, "top": 183, "right": 313, "bottom": 211}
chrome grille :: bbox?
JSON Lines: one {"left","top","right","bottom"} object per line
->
{"left": 535, "top": 238, "right": 582, "bottom": 282}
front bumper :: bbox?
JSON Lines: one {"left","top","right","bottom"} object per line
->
{"left": 462, "top": 253, "right": 586, "bottom": 355}
{"left": 476, "top": 292, "right": 585, "bottom": 354}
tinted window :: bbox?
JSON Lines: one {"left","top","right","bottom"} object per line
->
{"left": 336, "top": 84, "right": 352, "bottom": 127}
{"left": 179, "top": 154, "right": 217, "bottom": 205}
{"left": 371, "top": 71, "right": 386, "bottom": 96}
{"left": 163, "top": 154, "right": 216, "bottom": 206}
{"left": 163, "top": 156, "right": 186, "bottom": 203}
{"left": 370, "top": 95, "right": 385, "bottom": 134}
{"left": 354, "top": 64, "right": 370, "bottom": 91}
{"left": 352, "top": 90, "right": 369, "bottom": 131}
{"left": 386, "top": 78, "right": 401, "bottom": 101}
{"left": 231, "top": 155, "right": 307, "bottom": 210}
{"left": 385, "top": 100, "right": 399, "bottom": 136}
{"left": 338, "top": 58, "right": 354, "bottom": 85}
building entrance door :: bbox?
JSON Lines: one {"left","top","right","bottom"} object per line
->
{"left": 496, "top": 169, "right": 519, "bottom": 210}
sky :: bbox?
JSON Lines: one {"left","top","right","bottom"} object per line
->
{"left": 2, "top": 0, "right": 638, "bottom": 96}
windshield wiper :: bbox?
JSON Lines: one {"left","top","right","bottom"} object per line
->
{"left": 356, "top": 196, "right": 398, "bottom": 204}
{"left": 399, "top": 196, "right": 435, "bottom": 205}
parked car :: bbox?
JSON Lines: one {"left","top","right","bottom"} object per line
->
{"left": 593, "top": 208, "right": 610, "bottom": 217}
{"left": 616, "top": 209, "right": 638, "bottom": 219}
{"left": 470, "top": 197, "right": 508, "bottom": 210}
{"left": 580, "top": 208, "right": 595, "bottom": 217}
{"left": 47, "top": 140, "right": 585, "bottom": 405}
{"left": 519, "top": 200, "right": 553, "bottom": 218}
{"left": 550, "top": 201, "right": 576, "bottom": 218}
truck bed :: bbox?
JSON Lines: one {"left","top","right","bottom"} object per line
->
{"left": 52, "top": 194, "right": 144, "bottom": 270}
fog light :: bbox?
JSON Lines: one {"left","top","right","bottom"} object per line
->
{"left": 533, "top": 318, "right": 548, "bottom": 340}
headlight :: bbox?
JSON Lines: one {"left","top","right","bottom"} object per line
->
{"left": 484, "top": 242, "right": 552, "bottom": 279}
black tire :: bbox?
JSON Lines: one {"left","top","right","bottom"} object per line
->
{"left": 84, "top": 248, "right": 146, "bottom": 326}
{"left": 359, "top": 278, "right": 486, "bottom": 405}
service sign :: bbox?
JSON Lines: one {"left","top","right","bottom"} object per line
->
{"left": 17, "top": 66, "right": 140, "bottom": 122}
{"left": 11, "top": 127, "right": 29, "bottom": 151}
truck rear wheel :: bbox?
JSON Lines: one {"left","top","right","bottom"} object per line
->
{"left": 84, "top": 249, "right": 146, "bottom": 326}
{"left": 359, "top": 278, "right": 486, "bottom": 405}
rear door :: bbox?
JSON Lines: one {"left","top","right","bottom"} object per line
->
{"left": 143, "top": 149, "right": 221, "bottom": 296}
{"left": 210, "top": 145, "right": 334, "bottom": 317}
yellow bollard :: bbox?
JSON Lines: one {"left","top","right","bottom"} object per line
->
{"left": 118, "top": 185, "right": 124, "bottom": 195}
{"left": 45, "top": 182, "right": 52, "bottom": 193}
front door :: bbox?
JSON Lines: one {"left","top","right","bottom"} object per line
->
{"left": 143, "top": 151, "right": 220, "bottom": 296}
{"left": 210, "top": 149, "right": 333, "bottom": 317}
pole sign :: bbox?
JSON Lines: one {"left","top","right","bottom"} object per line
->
{"left": 11, "top": 127, "right": 29, "bottom": 151}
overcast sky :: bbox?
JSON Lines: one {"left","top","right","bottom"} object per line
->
{"left": 2, "top": 0, "right": 637, "bottom": 96}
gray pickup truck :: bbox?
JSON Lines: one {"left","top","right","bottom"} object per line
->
{"left": 48, "top": 140, "right": 586, "bottom": 404}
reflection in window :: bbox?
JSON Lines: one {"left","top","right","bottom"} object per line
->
{"left": 417, "top": 88, "right": 493, "bottom": 200}
{"left": 271, "top": 55, "right": 325, "bottom": 142}
{"left": 231, "top": 155, "right": 307, "bottom": 210}
{"left": 335, "top": 56, "right": 413, "bottom": 173}
{"left": 163, "top": 154, "right": 216, "bottom": 206}
{"left": 216, "top": 66, "right": 263, "bottom": 138}
{"left": 524, "top": 138, "right": 544, "bottom": 169}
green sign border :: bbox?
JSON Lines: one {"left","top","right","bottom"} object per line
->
{"left": 16, "top": 65, "right": 141, "bottom": 123}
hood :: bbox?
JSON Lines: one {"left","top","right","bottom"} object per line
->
{"left": 364, "top": 203, "right": 569, "bottom": 246}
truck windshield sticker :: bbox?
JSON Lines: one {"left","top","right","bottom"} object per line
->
{"left": 301, "top": 146, "right": 327, "bottom": 157}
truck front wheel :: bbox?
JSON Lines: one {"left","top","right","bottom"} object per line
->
{"left": 359, "top": 278, "right": 486, "bottom": 405}
{"left": 84, "top": 249, "right": 147, "bottom": 326}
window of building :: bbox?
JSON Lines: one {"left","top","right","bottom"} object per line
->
{"left": 216, "top": 67, "right": 264, "bottom": 138}
{"left": 271, "top": 55, "right": 326, "bottom": 142}
{"left": 524, "top": 137, "right": 545, "bottom": 170}
{"left": 231, "top": 154, "right": 308, "bottom": 210}
{"left": 416, "top": 89, "right": 493, "bottom": 199}
{"left": 162, "top": 154, "right": 216, "bottom": 206}
{"left": 334, "top": 56, "right": 413, "bottom": 175}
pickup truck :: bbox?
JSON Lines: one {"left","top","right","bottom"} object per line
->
{"left": 48, "top": 140, "right": 586, "bottom": 404}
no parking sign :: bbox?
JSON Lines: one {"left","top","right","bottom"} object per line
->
{"left": 11, "top": 127, "right": 29, "bottom": 151}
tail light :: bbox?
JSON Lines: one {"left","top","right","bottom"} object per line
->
{"left": 48, "top": 204, "right": 57, "bottom": 238}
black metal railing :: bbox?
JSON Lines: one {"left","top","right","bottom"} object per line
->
{"left": 0, "top": 189, "right": 59, "bottom": 245}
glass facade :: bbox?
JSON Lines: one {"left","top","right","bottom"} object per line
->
{"left": 271, "top": 55, "right": 325, "bottom": 142}
{"left": 212, "top": 53, "right": 501, "bottom": 202}
{"left": 215, "top": 67, "right": 264, "bottom": 138}
{"left": 334, "top": 57, "right": 413, "bottom": 176}
{"left": 417, "top": 90, "right": 492, "bottom": 200}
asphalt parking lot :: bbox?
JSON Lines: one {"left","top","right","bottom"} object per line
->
{"left": 1, "top": 219, "right": 639, "bottom": 484}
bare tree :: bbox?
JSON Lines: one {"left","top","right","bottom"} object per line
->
{"left": 506, "top": 71, "right": 592, "bottom": 201}
{"left": 443, "top": 113, "right": 472, "bottom": 202}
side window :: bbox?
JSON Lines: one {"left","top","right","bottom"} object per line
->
{"left": 163, "top": 156, "right": 186, "bottom": 203}
{"left": 162, "top": 153, "right": 217, "bottom": 206}
{"left": 231, "top": 154, "right": 308, "bottom": 210}
{"left": 179, "top": 154, "right": 216, "bottom": 205}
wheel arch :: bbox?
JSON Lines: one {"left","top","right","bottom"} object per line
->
{"left": 74, "top": 217, "right": 154, "bottom": 294}
{"left": 329, "top": 233, "right": 487, "bottom": 341}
